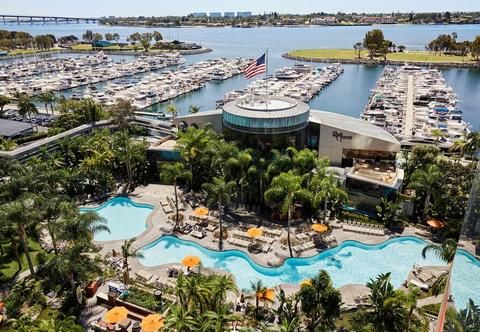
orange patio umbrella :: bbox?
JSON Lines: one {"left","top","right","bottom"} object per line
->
{"left": 193, "top": 207, "right": 209, "bottom": 216}
{"left": 426, "top": 219, "right": 445, "bottom": 229}
{"left": 257, "top": 289, "right": 275, "bottom": 302}
{"left": 141, "top": 313, "right": 164, "bottom": 332}
{"left": 300, "top": 279, "right": 312, "bottom": 288}
{"left": 104, "top": 306, "right": 128, "bottom": 324}
{"left": 311, "top": 223, "right": 328, "bottom": 233}
{"left": 247, "top": 227, "right": 263, "bottom": 238}
{"left": 182, "top": 255, "right": 201, "bottom": 268}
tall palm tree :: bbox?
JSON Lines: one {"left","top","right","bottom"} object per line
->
{"left": 408, "top": 164, "right": 441, "bottom": 220}
{"left": 182, "top": 274, "right": 210, "bottom": 311}
{"left": 465, "top": 132, "right": 480, "bottom": 159}
{"left": 160, "top": 162, "right": 192, "bottom": 229}
{"left": 250, "top": 279, "right": 275, "bottom": 320}
{"left": 264, "top": 171, "right": 310, "bottom": 257}
{"left": 114, "top": 130, "right": 134, "bottom": 192}
{"left": 211, "top": 275, "right": 238, "bottom": 310}
{"left": 430, "top": 129, "right": 447, "bottom": 146}
{"left": 449, "top": 139, "right": 467, "bottom": 163}
{"left": 202, "top": 176, "right": 236, "bottom": 251}
{"left": 403, "top": 285, "right": 421, "bottom": 332}
{"left": 17, "top": 93, "right": 39, "bottom": 132}
{"left": 59, "top": 205, "right": 109, "bottom": 246}
{"left": 0, "top": 199, "right": 37, "bottom": 276}
{"left": 232, "top": 149, "right": 253, "bottom": 203}
{"left": 36, "top": 91, "right": 55, "bottom": 115}
{"left": 311, "top": 172, "right": 347, "bottom": 223}
{"left": 121, "top": 238, "right": 144, "bottom": 285}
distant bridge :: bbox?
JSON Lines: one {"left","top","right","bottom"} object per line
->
{"left": 0, "top": 14, "right": 98, "bottom": 24}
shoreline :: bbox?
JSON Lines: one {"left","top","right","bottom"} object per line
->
{"left": 0, "top": 46, "right": 212, "bottom": 61}
{"left": 282, "top": 52, "right": 480, "bottom": 69}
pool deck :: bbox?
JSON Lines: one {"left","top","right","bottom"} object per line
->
{"left": 93, "top": 184, "right": 440, "bottom": 292}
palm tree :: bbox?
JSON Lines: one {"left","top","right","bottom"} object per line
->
{"left": 449, "top": 139, "right": 467, "bottom": 163}
{"left": 408, "top": 164, "right": 441, "bottom": 220}
{"left": 422, "top": 238, "right": 457, "bottom": 264}
{"left": 166, "top": 103, "right": 179, "bottom": 118}
{"left": 59, "top": 205, "right": 109, "bottom": 246}
{"left": 36, "top": 91, "right": 55, "bottom": 115}
{"left": 376, "top": 197, "right": 400, "bottom": 228}
{"left": 211, "top": 275, "right": 238, "bottom": 310}
{"left": 430, "top": 129, "right": 447, "bottom": 146}
{"left": 121, "top": 238, "right": 144, "bottom": 285}
{"left": 202, "top": 176, "right": 236, "bottom": 251}
{"left": 465, "top": 132, "right": 480, "bottom": 159}
{"left": 164, "top": 305, "right": 198, "bottom": 332}
{"left": 188, "top": 105, "right": 200, "bottom": 114}
{"left": 251, "top": 279, "right": 268, "bottom": 319}
{"left": 264, "top": 171, "right": 310, "bottom": 257}
{"left": 230, "top": 149, "right": 253, "bottom": 203}
{"left": 311, "top": 172, "right": 347, "bottom": 223}
{"left": 0, "top": 94, "right": 11, "bottom": 117}
{"left": 17, "top": 93, "right": 39, "bottom": 132}
{"left": 160, "top": 162, "right": 192, "bottom": 229}
{"left": 182, "top": 274, "right": 210, "bottom": 311}
{"left": 457, "top": 299, "right": 480, "bottom": 331}
{"left": 81, "top": 98, "right": 104, "bottom": 125}
{"left": 203, "top": 304, "right": 241, "bottom": 331}
{"left": 403, "top": 285, "right": 421, "bottom": 332}
{"left": 0, "top": 199, "right": 37, "bottom": 276}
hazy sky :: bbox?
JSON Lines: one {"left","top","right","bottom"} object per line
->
{"left": 1, "top": 0, "right": 479, "bottom": 17}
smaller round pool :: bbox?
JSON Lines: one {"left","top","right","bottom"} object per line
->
{"left": 81, "top": 197, "right": 153, "bottom": 242}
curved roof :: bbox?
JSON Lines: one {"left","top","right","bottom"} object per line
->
{"left": 309, "top": 110, "right": 400, "bottom": 146}
{"left": 223, "top": 96, "right": 309, "bottom": 119}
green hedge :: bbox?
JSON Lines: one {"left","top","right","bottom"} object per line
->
{"left": 14, "top": 132, "right": 48, "bottom": 144}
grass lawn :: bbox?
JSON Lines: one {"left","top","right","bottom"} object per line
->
{"left": 288, "top": 48, "right": 477, "bottom": 63}
{"left": 0, "top": 238, "right": 52, "bottom": 284}
{"left": 7, "top": 47, "right": 62, "bottom": 56}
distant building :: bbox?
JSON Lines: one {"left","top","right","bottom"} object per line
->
{"left": 237, "top": 12, "right": 252, "bottom": 18}
{"left": 311, "top": 16, "right": 338, "bottom": 25}
{"left": 359, "top": 16, "right": 396, "bottom": 24}
{"left": 191, "top": 12, "right": 207, "bottom": 18}
{"left": 224, "top": 12, "right": 235, "bottom": 18}
{"left": 209, "top": 12, "right": 222, "bottom": 18}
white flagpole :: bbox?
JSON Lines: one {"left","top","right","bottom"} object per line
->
{"left": 265, "top": 49, "right": 268, "bottom": 110}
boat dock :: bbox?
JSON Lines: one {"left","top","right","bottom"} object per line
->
{"left": 361, "top": 65, "right": 469, "bottom": 147}
{"left": 0, "top": 51, "right": 185, "bottom": 97}
{"left": 219, "top": 63, "right": 343, "bottom": 106}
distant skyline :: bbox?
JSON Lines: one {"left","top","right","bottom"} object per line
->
{"left": 1, "top": 0, "right": 479, "bottom": 17}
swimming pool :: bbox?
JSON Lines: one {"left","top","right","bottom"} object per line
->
{"left": 140, "top": 235, "right": 446, "bottom": 290}
{"left": 81, "top": 197, "right": 154, "bottom": 242}
{"left": 451, "top": 250, "right": 480, "bottom": 310}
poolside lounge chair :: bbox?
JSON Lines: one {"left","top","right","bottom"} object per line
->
{"left": 417, "top": 271, "right": 435, "bottom": 285}
{"left": 135, "top": 270, "right": 153, "bottom": 283}
{"left": 408, "top": 279, "right": 429, "bottom": 291}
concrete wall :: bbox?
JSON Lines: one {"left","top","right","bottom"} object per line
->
{"left": 172, "top": 111, "right": 223, "bottom": 133}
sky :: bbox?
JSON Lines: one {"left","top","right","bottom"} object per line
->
{"left": 0, "top": 0, "right": 479, "bottom": 17}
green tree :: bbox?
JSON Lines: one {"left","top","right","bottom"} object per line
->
{"left": 120, "top": 238, "right": 144, "bottom": 285}
{"left": 36, "top": 91, "right": 55, "bottom": 114}
{"left": 408, "top": 164, "right": 441, "bottom": 220}
{"left": 250, "top": 279, "right": 273, "bottom": 319}
{"left": 82, "top": 30, "right": 94, "bottom": 42}
{"left": 81, "top": 98, "right": 104, "bottom": 125}
{"left": 17, "top": 93, "right": 39, "bottom": 132}
{"left": 298, "top": 270, "right": 342, "bottom": 331}
{"left": 188, "top": 105, "right": 200, "bottom": 114}
{"left": 457, "top": 299, "right": 480, "bottom": 331}
{"left": 160, "top": 162, "right": 192, "bottom": 229}
{"left": 376, "top": 197, "right": 400, "bottom": 228}
{"left": 264, "top": 171, "right": 310, "bottom": 257}
{"left": 166, "top": 103, "right": 179, "bottom": 118}
{"left": 354, "top": 41, "right": 364, "bottom": 59}
{"left": 0, "top": 94, "right": 11, "bottom": 117}
{"left": 164, "top": 305, "right": 198, "bottom": 331}
{"left": 0, "top": 199, "right": 37, "bottom": 276}
{"left": 363, "top": 29, "right": 386, "bottom": 59}
{"left": 430, "top": 128, "right": 447, "bottom": 146}
{"left": 59, "top": 205, "right": 109, "bottom": 247}
{"left": 472, "top": 35, "right": 480, "bottom": 60}
{"left": 202, "top": 176, "right": 236, "bottom": 251}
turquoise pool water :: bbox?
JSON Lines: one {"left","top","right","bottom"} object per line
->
{"left": 140, "top": 236, "right": 446, "bottom": 291}
{"left": 451, "top": 250, "right": 480, "bottom": 310}
{"left": 81, "top": 197, "right": 153, "bottom": 242}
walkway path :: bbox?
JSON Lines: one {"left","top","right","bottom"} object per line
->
{"left": 405, "top": 74, "right": 414, "bottom": 134}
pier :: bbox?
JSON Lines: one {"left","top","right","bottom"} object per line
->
{"left": 405, "top": 75, "right": 414, "bottom": 135}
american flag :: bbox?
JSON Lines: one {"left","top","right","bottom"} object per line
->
{"left": 244, "top": 53, "right": 266, "bottom": 79}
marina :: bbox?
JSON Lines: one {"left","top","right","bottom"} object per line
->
{"left": 219, "top": 63, "right": 343, "bottom": 106}
{"left": 0, "top": 51, "right": 185, "bottom": 96}
{"left": 361, "top": 66, "right": 470, "bottom": 147}
{"left": 81, "top": 57, "right": 251, "bottom": 109}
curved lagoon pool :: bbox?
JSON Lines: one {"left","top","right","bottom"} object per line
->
{"left": 451, "top": 250, "right": 480, "bottom": 310}
{"left": 81, "top": 197, "right": 153, "bottom": 242}
{"left": 141, "top": 236, "right": 446, "bottom": 290}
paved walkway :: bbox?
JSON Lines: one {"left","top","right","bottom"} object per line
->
{"left": 405, "top": 74, "right": 414, "bottom": 134}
